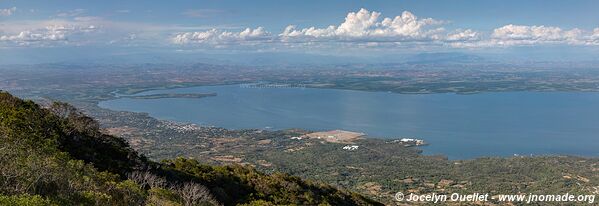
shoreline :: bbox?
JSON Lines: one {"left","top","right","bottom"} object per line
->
{"left": 108, "top": 82, "right": 599, "bottom": 100}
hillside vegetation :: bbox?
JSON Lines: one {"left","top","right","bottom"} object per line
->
{"left": 0, "top": 91, "right": 380, "bottom": 206}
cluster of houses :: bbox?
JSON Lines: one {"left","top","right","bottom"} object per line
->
{"left": 387, "top": 138, "right": 427, "bottom": 146}
{"left": 400, "top": 138, "right": 426, "bottom": 145}
{"left": 162, "top": 121, "right": 201, "bottom": 132}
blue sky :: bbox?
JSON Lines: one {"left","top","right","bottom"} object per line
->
{"left": 2, "top": 0, "right": 599, "bottom": 63}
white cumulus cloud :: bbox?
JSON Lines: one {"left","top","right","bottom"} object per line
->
{"left": 0, "top": 7, "right": 16, "bottom": 16}
{"left": 279, "top": 8, "right": 444, "bottom": 42}
{"left": 451, "top": 24, "right": 596, "bottom": 48}
{"left": 490, "top": 24, "right": 582, "bottom": 46}
{"left": 172, "top": 27, "right": 272, "bottom": 45}
{"left": 0, "top": 23, "right": 98, "bottom": 46}
{"left": 588, "top": 28, "right": 599, "bottom": 45}
{"left": 446, "top": 29, "right": 480, "bottom": 41}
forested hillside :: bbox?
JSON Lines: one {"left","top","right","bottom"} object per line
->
{"left": 0, "top": 91, "right": 380, "bottom": 206}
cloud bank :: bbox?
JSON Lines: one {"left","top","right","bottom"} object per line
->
{"left": 172, "top": 8, "right": 599, "bottom": 49}
{"left": 2, "top": 7, "right": 599, "bottom": 50}
{"left": 173, "top": 27, "right": 271, "bottom": 45}
{"left": 0, "top": 21, "right": 98, "bottom": 46}
{"left": 279, "top": 9, "right": 443, "bottom": 42}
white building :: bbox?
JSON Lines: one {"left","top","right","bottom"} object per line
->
{"left": 342, "top": 145, "right": 359, "bottom": 151}
{"left": 397, "top": 138, "right": 426, "bottom": 145}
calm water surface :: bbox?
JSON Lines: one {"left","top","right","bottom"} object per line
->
{"left": 99, "top": 85, "right": 599, "bottom": 159}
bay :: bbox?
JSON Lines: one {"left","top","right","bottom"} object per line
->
{"left": 99, "top": 85, "right": 599, "bottom": 159}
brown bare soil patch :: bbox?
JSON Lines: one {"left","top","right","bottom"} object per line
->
{"left": 303, "top": 130, "right": 365, "bottom": 143}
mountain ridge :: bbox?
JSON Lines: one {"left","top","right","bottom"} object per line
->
{"left": 0, "top": 91, "right": 381, "bottom": 206}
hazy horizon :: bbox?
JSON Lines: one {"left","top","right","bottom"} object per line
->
{"left": 2, "top": 0, "right": 599, "bottom": 64}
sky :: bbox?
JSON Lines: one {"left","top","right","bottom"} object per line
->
{"left": 2, "top": 0, "right": 599, "bottom": 64}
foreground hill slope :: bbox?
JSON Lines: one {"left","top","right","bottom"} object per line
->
{"left": 0, "top": 91, "right": 381, "bottom": 206}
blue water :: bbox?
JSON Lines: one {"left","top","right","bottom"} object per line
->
{"left": 99, "top": 85, "right": 599, "bottom": 159}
